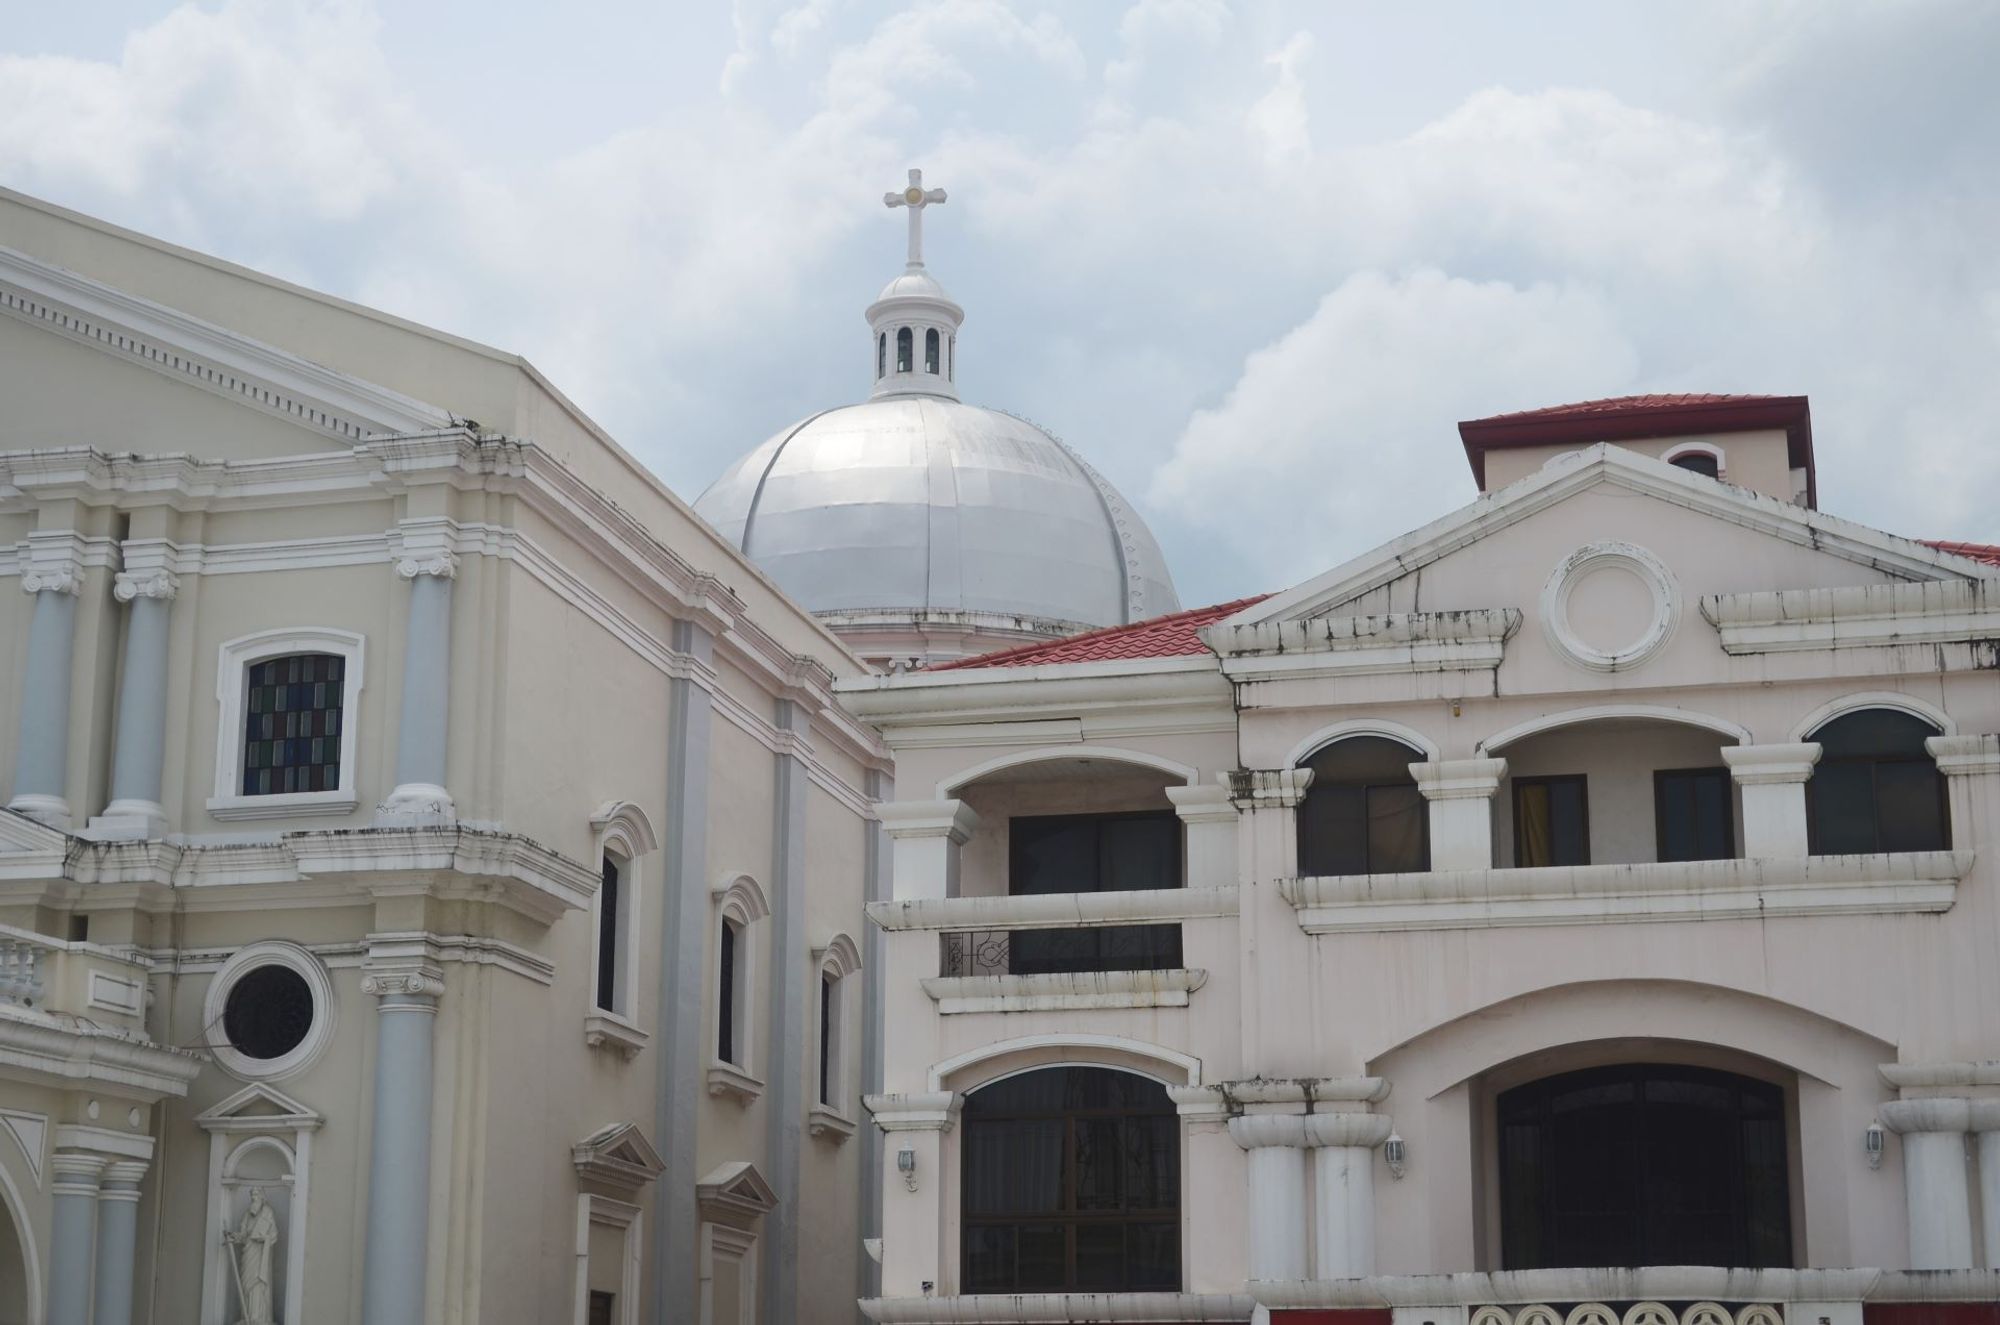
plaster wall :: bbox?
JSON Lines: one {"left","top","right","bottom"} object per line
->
{"left": 1481, "top": 428, "right": 1797, "bottom": 500}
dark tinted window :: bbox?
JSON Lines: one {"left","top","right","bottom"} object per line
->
{"left": 1008, "top": 813, "right": 1181, "bottom": 974}
{"left": 241, "top": 652, "right": 344, "bottom": 795}
{"left": 1670, "top": 452, "right": 1721, "bottom": 478}
{"left": 963, "top": 1067, "right": 1179, "bottom": 1293}
{"left": 223, "top": 964, "right": 315, "bottom": 1060}
{"left": 1808, "top": 709, "right": 1947, "bottom": 854}
{"left": 926, "top": 327, "right": 941, "bottom": 373}
{"left": 1514, "top": 775, "right": 1589, "bottom": 867}
{"left": 1297, "top": 737, "right": 1429, "bottom": 875}
{"left": 595, "top": 856, "right": 621, "bottom": 1012}
{"left": 896, "top": 326, "right": 913, "bottom": 372}
{"left": 1656, "top": 767, "right": 1735, "bottom": 862}
{"left": 818, "top": 973, "right": 833, "bottom": 1105}
{"left": 1500, "top": 1063, "right": 1791, "bottom": 1269}
{"left": 717, "top": 919, "right": 738, "bottom": 1065}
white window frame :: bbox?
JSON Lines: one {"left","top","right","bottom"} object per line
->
{"left": 585, "top": 802, "right": 658, "bottom": 1059}
{"left": 1662, "top": 440, "right": 1727, "bottom": 479}
{"left": 707, "top": 874, "right": 770, "bottom": 1104}
{"left": 208, "top": 627, "right": 365, "bottom": 821}
{"left": 809, "top": 934, "right": 862, "bottom": 1141}
{"left": 572, "top": 1193, "right": 643, "bottom": 1325}
{"left": 203, "top": 941, "right": 338, "bottom": 1082}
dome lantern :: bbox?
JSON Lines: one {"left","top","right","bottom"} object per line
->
{"left": 868, "top": 168, "right": 963, "bottom": 402}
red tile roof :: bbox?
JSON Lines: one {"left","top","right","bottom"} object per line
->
{"left": 929, "top": 595, "right": 1273, "bottom": 670}
{"left": 1923, "top": 540, "right": 2000, "bottom": 566}
{"left": 1472, "top": 393, "right": 1782, "bottom": 422}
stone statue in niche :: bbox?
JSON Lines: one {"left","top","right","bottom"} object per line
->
{"left": 224, "top": 1187, "right": 281, "bottom": 1325}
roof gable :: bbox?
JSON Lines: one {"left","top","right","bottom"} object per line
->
{"left": 1232, "top": 444, "right": 1985, "bottom": 630}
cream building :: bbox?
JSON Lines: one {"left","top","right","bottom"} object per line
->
{"left": 0, "top": 184, "right": 892, "bottom": 1325}
{"left": 841, "top": 395, "right": 2000, "bottom": 1325}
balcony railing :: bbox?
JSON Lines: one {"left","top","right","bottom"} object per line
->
{"left": 941, "top": 923, "right": 1182, "bottom": 977}
{"left": 0, "top": 924, "right": 152, "bottom": 1030}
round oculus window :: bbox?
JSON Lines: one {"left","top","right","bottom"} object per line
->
{"left": 222, "top": 964, "right": 316, "bottom": 1061}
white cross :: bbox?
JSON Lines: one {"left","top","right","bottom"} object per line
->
{"left": 883, "top": 167, "right": 947, "bottom": 266}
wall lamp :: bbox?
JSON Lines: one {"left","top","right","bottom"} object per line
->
{"left": 1384, "top": 1133, "right": 1408, "bottom": 1180}
{"left": 1865, "top": 1121, "right": 1885, "bottom": 1170}
{"left": 899, "top": 1144, "right": 918, "bottom": 1191}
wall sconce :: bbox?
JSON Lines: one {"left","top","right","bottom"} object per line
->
{"left": 1865, "top": 1122, "right": 1884, "bottom": 1170}
{"left": 898, "top": 1145, "right": 918, "bottom": 1191}
{"left": 1384, "top": 1133, "right": 1407, "bottom": 1180}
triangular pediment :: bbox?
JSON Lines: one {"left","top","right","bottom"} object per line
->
{"left": 0, "top": 241, "right": 453, "bottom": 446}
{"left": 572, "top": 1122, "right": 666, "bottom": 1192}
{"left": 195, "top": 1081, "right": 322, "bottom": 1133}
{"left": 1227, "top": 444, "right": 1986, "bottom": 631}
{"left": 696, "top": 1160, "right": 778, "bottom": 1227}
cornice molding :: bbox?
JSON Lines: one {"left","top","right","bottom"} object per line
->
{"left": 1702, "top": 579, "right": 2000, "bottom": 654}
{"left": 0, "top": 241, "right": 455, "bottom": 440}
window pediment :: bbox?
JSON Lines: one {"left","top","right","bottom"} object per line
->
{"left": 572, "top": 1122, "right": 665, "bottom": 1194}
{"left": 696, "top": 1160, "right": 777, "bottom": 1228}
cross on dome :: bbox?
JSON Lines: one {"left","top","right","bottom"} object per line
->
{"left": 883, "top": 167, "right": 947, "bottom": 266}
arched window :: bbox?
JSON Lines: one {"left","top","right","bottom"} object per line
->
{"left": 812, "top": 934, "right": 861, "bottom": 1119}
{"left": 962, "top": 1067, "right": 1179, "bottom": 1293}
{"left": 1670, "top": 452, "right": 1720, "bottom": 478}
{"left": 1499, "top": 1063, "right": 1791, "bottom": 1268}
{"left": 877, "top": 331, "right": 886, "bottom": 379}
{"left": 1296, "top": 736, "right": 1429, "bottom": 875}
{"left": 948, "top": 334, "right": 955, "bottom": 382}
{"left": 896, "top": 326, "right": 913, "bottom": 373}
{"left": 1807, "top": 708, "right": 1949, "bottom": 854}
{"left": 588, "top": 802, "right": 657, "bottom": 1034}
{"left": 925, "top": 328, "right": 940, "bottom": 373}
{"left": 708, "top": 874, "right": 770, "bottom": 1101}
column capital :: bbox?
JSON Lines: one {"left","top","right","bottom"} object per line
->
{"left": 1723, "top": 742, "right": 1823, "bottom": 785}
{"left": 50, "top": 1150, "right": 108, "bottom": 1193}
{"left": 1410, "top": 758, "right": 1507, "bottom": 801}
{"left": 390, "top": 516, "right": 460, "bottom": 579}
{"left": 1928, "top": 734, "right": 2000, "bottom": 777}
{"left": 97, "top": 1159, "right": 149, "bottom": 1202}
{"left": 1303, "top": 1112, "right": 1394, "bottom": 1149}
{"left": 19, "top": 529, "right": 88, "bottom": 596}
{"left": 112, "top": 569, "right": 178, "bottom": 602}
{"left": 361, "top": 963, "right": 445, "bottom": 1003}
{"left": 1166, "top": 781, "right": 1236, "bottom": 824}
{"left": 394, "top": 549, "right": 458, "bottom": 579}
{"left": 1229, "top": 767, "right": 1314, "bottom": 810}
{"left": 1881, "top": 1096, "right": 1972, "bottom": 1135}
{"left": 877, "top": 799, "right": 979, "bottom": 844}
{"left": 864, "top": 1091, "right": 962, "bottom": 1133}
{"left": 1228, "top": 1114, "right": 1312, "bottom": 1150}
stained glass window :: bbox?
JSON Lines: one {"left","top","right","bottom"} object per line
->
{"left": 241, "top": 653, "right": 345, "bottom": 796}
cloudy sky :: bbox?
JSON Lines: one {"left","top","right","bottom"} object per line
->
{"left": 3, "top": 1, "right": 1996, "bottom": 607}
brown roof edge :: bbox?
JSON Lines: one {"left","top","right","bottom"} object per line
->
{"left": 1458, "top": 395, "right": 1815, "bottom": 508}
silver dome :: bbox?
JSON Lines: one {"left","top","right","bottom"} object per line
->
{"left": 693, "top": 396, "right": 1180, "bottom": 630}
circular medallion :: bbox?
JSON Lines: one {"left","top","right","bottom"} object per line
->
{"left": 1540, "top": 541, "right": 1679, "bottom": 672}
{"left": 904, "top": 186, "right": 926, "bottom": 204}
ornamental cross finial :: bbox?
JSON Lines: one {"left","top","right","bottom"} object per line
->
{"left": 883, "top": 167, "right": 947, "bottom": 267}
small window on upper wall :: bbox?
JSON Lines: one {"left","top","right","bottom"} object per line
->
{"left": 1671, "top": 452, "right": 1721, "bottom": 479}
{"left": 925, "top": 328, "right": 940, "bottom": 374}
{"left": 1514, "top": 774, "right": 1589, "bottom": 867}
{"left": 1655, "top": 766, "right": 1735, "bottom": 862}
{"left": 718, "top": 917, "right": 741, "bottom": 1065}
{"left": 877, "top": 332, "right": 886, "bottom": 379}
{"left": 241, "top": 653, "right": 345, "bottom": 795}
{"left": 595, "top": 854, "right": 624, "bottom": 1012}
{"left": 948, "top": 335, "right": 955, "bottom": 381}
{"left": 1808, "top": 708, "right": 1949, "bottom": 854}
{"left": 896, "top": 327, "right": 913, "bottom": 373}
{"left": 818, "top": 973, "right": 835, "bottom": 1104}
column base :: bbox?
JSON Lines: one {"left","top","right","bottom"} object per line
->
{"left": 375, "top": 783, "right": 456, "bottom": 828}
{"left": 81, "top": 800, "right": 167, "bottom": 841}
{"left": 6, "top": 792, "right": 71, "bottom": 831}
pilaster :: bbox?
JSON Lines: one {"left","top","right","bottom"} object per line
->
{"left": 88, "top": 549, "right": 180, "bottom": 840}
{"left": 1970, "top": 1099, "right": 2000, "bottom": 1272}
{"left": 91, "top": 1159, "right": 149, "bottom": 1325}
{"left": 1880, "top": 1096, "right": 1974, "bottom": 1269}
{"left": 1929, "top": 734, "right": 2000, "bottom": 845}
{"left": 48, "top": 1149, "right": 105, "bottom": 1325}
{"left": 358, "top": 958, "right": 444, "bottom": 1325}
{"left": 377, "top": 526, "right": 457, "bottom": 826}
{"left": 1168, "top": 781, "right": 1237, "bottom": 888}
{"left": 866, "top": 1092, "right": 961, "bottom": 1296}
{"left": 1410, "top": 758, "right": 1507, "bottom": 870}
{"left": 762, "top": 697, "right": 811, "bottom": 1324}
{"left": 9, "top": 530, "right": 86, "bottom": 829}
{"left": 1723, "top": 743, "right": 1822, "bottom": 857}
{"left": 879, "top": 799, "right": 979, "bottom": 901}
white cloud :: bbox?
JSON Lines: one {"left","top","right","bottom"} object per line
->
{"left": 1246, "top": 31, "right": 1312, "bottom": 167}
{"left": 1150, "top": 269, "right": 1638, "bottom": 580}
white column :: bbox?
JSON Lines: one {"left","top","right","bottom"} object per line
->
{"left": 1410, "top": 758, "right": 1506, "bottom": 870}
{"left": 1969, "top": 1099, "right": 2000, "bottom": 1270}
{"left": 1227, "top": 1115, "right": 1311, "bottom": 1282}
{"left": 1881, "top": 1097, "right": 1974, "bottom": 1269}
{"left": 377, "top": 535, "right": 456, "bottom": 825}
{"left": 865, "top": 1092, "right": 961, "bottom": 1296}
{"left": 91, "top": 1159, "right": 148, "bottom": 1325}
{"left": 8, "top": 534, "right": 86, "bottom": 829}
{"left": 1168, "top": 781, "right": 1238, "bottom": 887}
{"left": 878, "top": 799, "right": 979, "bottom": 901}
{"left": 90, "top": 562, "right": 178, "bottom": 839}
{"left": 1306, "top": 1112, "right": 1391, "bottom": 1279}
{"left": 1723, "top": 743, "right": 1822, "bottom": 857}
{"left": 359, "top": 961, "right": 445, "bottom": 1325}
{"left": 48, "top": 1150, "right": 104, "bottom": 1325}
{"left": 1928, "top": 735, "right": 2000, "bottom": 847}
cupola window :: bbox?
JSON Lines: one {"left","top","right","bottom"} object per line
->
{"left": 925, "top": 328, "right": 940, "bottom": 374}
{"left": 896, "top": 327, "right": 913, "bottom": 373}
{"left": 877, "top": 332, "right": 886, "bottom": 379}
